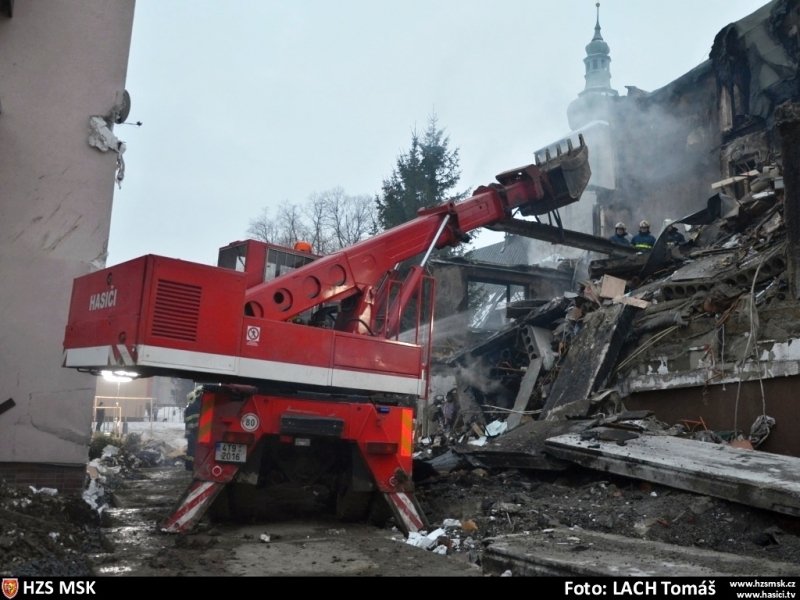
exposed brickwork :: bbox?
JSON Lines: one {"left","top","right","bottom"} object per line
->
{"left": 0, "top": 463, "right": 85, "bottom": 495}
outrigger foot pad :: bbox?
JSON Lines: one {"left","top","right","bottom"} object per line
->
{"left": 384, "top": 491, "right": 428, "bottom": 535}
{"left": 161, "top": 479, "right": 226, "bottom": 533}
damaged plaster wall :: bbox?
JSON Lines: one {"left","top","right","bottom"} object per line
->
{"left": 609, "top": 64, "right": 720, "bottom": 237}
{"left": 608, "top": 0, "right": 798, "bottom": 236}
{"left": 532, "top": 0, "right": 797, "bottom": 251}
{"left": 0, "top": 2, "right": 135, "bottom": 474}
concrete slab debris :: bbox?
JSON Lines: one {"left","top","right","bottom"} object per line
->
{"left": 540, "top": 304, "right": 635, "bottom": 420}
{"left": 506, "top": 357, "right": 542, "bottom": 431}
{"left": 454, "top": 419, "right": 590, "bottom": 471}
{"left": 483, "top": 528, "right": 799, "bottom": 577}
{"left": 544, "top": 433, "right": 800, "bottom": 517}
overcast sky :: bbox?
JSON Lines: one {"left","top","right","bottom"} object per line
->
{"left": 108, "top": 0, "right": 769, "bottom": 266}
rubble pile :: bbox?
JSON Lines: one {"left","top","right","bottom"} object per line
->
{"left": 415, "top": 466, "right": 800, "bottom": 568}
{"left": 84, "top": 433, "right": 185, "bottom": 514}
{"left": 433, "top": 166, "right": 790, "bottom": 447}
{"left": 0, "top": 431, "right": 186, "bottom": 576}
{"left": 0, "top": 483, "right": 108, "bottom": 576}
{"left": 412, "top": 166, "right": 800, "bottom": 568}
{"left": 89, "top": 432, "right": 184, "bottom": 472}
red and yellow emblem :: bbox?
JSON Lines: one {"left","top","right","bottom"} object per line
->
{"left": 1, "top": 578, "right": 18, "bottom": 600}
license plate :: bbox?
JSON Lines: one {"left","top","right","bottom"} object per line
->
{"left": 215, "top": 442, "right": 247, "bottom": 463}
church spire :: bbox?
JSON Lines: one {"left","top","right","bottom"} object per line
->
{"left": 594, "top": 2, "right": 602, "bottom": 39}
{"left": 581, "top": 2, "right": 616, "bottom": 96}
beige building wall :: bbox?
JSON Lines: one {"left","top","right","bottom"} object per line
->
{"left": 0, "top": 1, "right": 135, "bottom": 490}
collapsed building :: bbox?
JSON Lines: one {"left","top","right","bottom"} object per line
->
{"left": 425, "top": 0, "right": 800, "bottom": 463}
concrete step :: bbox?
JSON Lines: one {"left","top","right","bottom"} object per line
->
{"left": 483, "top": 528, "right": 799, "bottom": 576}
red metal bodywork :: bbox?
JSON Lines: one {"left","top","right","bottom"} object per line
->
{"left": 160, "top": 388, "right": 423, "bottom": 533}
{"left": 193, "top": 392, "right": 413, "bottom": 491}
{"left": 63, "top": 254, "right": 427, "bottom": 395}
{"left": 63, "top": 139, "right": 590, "bottom": 534}
{"left": 64, "top": 256, "right": 246, "bottom": 368}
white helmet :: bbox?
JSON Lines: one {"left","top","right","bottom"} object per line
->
{"left": 615, "top": 222, "right": 626, "bottom": 230}
{"left": 639, "top": 220, "right": 650, "bottom": 229}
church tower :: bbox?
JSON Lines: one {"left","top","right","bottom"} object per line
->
{"left": 568, "top": 3, "right": 618, "bottom": 130}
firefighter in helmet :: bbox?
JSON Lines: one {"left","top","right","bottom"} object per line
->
{"left": 608, "top": 222, "right": 631, "bottom": 246}
{"left": 631, "top": 220, "right": 656, "bottom": 250}
{"left": 664, "top": 219, "right": 686, "bottom": 246}
{"left": 184, "top": 386, "right": 202, "bottom": 471}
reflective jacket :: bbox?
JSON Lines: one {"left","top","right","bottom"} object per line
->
{"left": 631, "top": 232, "right": 656, "bottom": 250}
{"left": 184, "top": 392, "right": 201, "bottom": 433}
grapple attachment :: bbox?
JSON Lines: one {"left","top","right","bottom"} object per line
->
{"left": 495, "top": 133, "right": 591, "bottom": 216}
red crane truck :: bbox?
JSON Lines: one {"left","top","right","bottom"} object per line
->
{"left": 63, "top": 137, "right": 590, "bottom": 534}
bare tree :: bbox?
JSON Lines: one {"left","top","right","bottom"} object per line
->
{"left": 275, "top": 203, "right": 310, "bottom": 247}
{"left": 305, "top": 191, "right": 336, "bottom": 255}
{"left": 246, "top": 189, "right": 379, "bottom": 254}
{"left": 325, "top": 192, "right": 378, "bottom": 248}
{"left": 247, "top": 207, "right": 279, "bottom": 243}
{"left": 247, "top": 204, "right": 308, "bottom": 247}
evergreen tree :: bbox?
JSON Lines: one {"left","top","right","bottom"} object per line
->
{"left": 376, "top": 115, "right": 465, "bottom": 230}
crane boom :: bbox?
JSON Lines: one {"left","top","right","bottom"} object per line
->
{"left": 62, "top": 136, "right": 590, "bottom": 535}
{"left": 245, "top": 139, "right": 590, "bottom": 325}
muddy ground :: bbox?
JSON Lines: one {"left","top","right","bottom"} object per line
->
{"left": 88, "top": 466, "right": 479, "bottom": 577}
{"left": 3, "top": 450, "right": 800, "bottom": 577}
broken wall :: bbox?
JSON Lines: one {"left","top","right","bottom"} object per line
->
{"left": 430, "top": 257, "right": 573, "bottom": 356}
{"left": 607, "top": 0, "right": 798, "bottom": 237}
{"left": 625, "top": 378, "right": 800, "bottom": 457}
{"left": 608, "top": 62, "right": 721, "bottom": 237}
{"left": 0, "top": 1, "right": 136, "bottom": 490}
{"left": 601, "top": 0, "right": 800, "bottom": 456}
{"left": 425, "top": 0, "right": 800, "bottom": 460}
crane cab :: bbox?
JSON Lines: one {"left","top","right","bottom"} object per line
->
{"left": 217, "top": 240, "right": 318, "bottom": 288}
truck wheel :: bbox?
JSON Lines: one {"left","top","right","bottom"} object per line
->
{"left": 207, "top": 486, "right": 231, "bottom": 522}
{"left": 366, "top": 494, "right": 393, "bottom": 527}
{"left": 335, "top": 484, "right": 372, "bottom": 522}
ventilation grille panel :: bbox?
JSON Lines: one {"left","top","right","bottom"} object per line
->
{"left": 151, "top": 279, "right": 201, "bottom": 341}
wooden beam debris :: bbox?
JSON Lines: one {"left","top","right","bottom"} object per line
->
{"left": 613, "top": 295, "right": 650, "bottom": 309}
{"left": 710, "top": 172, "right": 757, "bottom": 190}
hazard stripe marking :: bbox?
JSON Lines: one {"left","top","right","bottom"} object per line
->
{"left": 116, "top": 344, "right": 133, "bottom": 365}
{"left": 387, "top": 492, "right": 424, "bottom": 532}
{"left": 162, "top": 481, "right": 217, "bottom": 532}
